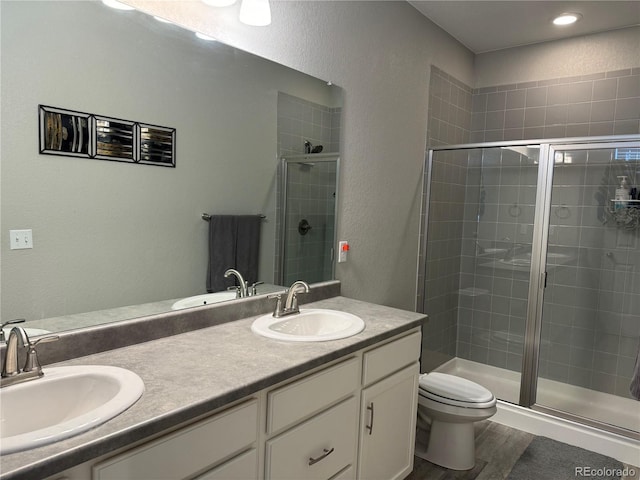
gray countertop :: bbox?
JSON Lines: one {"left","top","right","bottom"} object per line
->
{"left": 0, "top": 296, "right": 425, "bottom": 480}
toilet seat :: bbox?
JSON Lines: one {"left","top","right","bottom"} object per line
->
{"left": 419, "top": 372, "right": 496, "bottom": 409}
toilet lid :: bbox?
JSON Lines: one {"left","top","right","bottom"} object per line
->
{"left": 419, "top": 372, "right": 494, "bottom": 404}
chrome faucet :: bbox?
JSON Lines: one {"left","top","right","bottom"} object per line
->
{"left": 1, "top": 326, "right": 59, "bottom": 388}
{"left": 269, "top": 280, "right": 310, "bottom": 317}
{"left": 224, "top": 268, "right": 248, "bottom": 298}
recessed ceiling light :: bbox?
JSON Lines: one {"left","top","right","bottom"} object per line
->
{"left": 552, "top": 13, "right": 582, "bottom": 26}
{"left": 101, "top": 0, "right": 135, "bottom": 10}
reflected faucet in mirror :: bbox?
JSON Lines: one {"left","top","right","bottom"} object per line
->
{"left": 224, "top": 268, "right": 248, "bottom": 298}
{"left": 223, "top": 269, "right": 265, "bottom": 299}
{"left": 0, "top": 319, "right": 26, "bottom": 343}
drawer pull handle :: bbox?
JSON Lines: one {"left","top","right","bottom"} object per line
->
{"left": 366, "top": 403, "right": 374, "bottom": 435}
{"left": 308, "top": 447, "right": 335, "bottom": 466}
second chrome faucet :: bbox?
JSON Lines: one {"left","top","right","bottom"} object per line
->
{"left": 269, "top": 280, "right": 310, "bottom": 318}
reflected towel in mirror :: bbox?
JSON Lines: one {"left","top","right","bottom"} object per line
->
{"left": 206, "top": 215, "right": 262, "bottom": 293}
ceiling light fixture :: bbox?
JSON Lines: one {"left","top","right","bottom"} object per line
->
{"left": 552, "top": 12, "right": 582, "bottom": 26}
{"left": 239, "top": 0, "right": 271, "bottom": 26}
{"left": 101, "top": 0, "right": 135, "bottom": 11}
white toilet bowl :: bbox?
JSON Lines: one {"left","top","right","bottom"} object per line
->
{"left": 417, "top": 372, "right": 497, "bottom": 470}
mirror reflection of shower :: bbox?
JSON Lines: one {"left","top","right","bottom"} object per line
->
{"left": 277, "top": 154, "right": 340, "bottom": 285}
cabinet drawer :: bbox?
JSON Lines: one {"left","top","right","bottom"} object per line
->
{"left": 362, "top": 331, "right": 421, "bottom": 386}
{"left": 267, "top": 357, "right": 359, "bottom": 434}
{"left": 195, "top": 449, "right": 257, "bottom": 480}
{"left": 93, "top": 399, "right": 258, "bottom": 480}
{"left": 266, "top": 396, "right": 358, "bottom": 480}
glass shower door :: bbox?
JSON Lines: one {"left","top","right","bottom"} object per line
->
{"left": 535, "top": 143, "right": 640, "bottom": 436}
{"left": 424, "top": 145, "right": 541, "bottom": 404}
{"left": 279, "top": 155, "right": 338, "bottom": 286}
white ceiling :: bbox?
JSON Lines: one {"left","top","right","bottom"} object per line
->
{"left": 408, "top": 1, "right": 640, "bottom": 54}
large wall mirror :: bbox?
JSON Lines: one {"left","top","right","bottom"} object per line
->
{"left": 1, "top": 0, "right": 342, "bottom": 336}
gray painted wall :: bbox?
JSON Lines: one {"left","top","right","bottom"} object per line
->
{"left": 475, "top": 26, "right": 640, "bottom": 88}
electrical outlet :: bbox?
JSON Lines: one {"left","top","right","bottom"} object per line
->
{"left": 10, "top": 229, "right": 33, "bottom": 250}
{"left": 338, "top": 241, "right": 349, "bottom": 263}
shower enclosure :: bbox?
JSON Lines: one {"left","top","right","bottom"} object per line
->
{"left": 419, "top": 135, "right": 640, "bottom": 439}
{"left": 277, "top": 153, "right": 339, "bottom": 286}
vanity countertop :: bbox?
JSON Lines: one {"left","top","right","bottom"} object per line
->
{"left": 0, "top": 296, "right": 425, "bottom": 480}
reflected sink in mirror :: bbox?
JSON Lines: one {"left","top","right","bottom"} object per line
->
{"left": 2, "top": 327, "right": 51, "bottom": 340}
{"left": 0, "top": 365, "right": 144, "bottom": 455}
{"left": 499, "top": 251, "right": 573, "bottom": 267}
{"left": 251, "top": 309, "right": 365, "bottom": 342}
{"left": 171, "top": 291, "right": 239, "bottom": 310}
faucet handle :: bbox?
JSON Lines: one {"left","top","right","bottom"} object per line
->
{"left": 23, "top": 335, "right": 59, "bottom": 374}
{"left": 267, "top": 294, "right": 284, "bottom": 317}
{"left": 250, "top": 282, "right": 264, "bottom": 296}
{"left": 0, "top": 319, "right": 25, "bottom": 342}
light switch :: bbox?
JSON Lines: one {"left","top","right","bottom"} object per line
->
{"left": 10, "top": 229, "right": 33, "bottom": 250}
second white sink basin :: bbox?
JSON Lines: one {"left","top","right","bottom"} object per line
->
{"left": 0, "top": 365, "right": 144, "bottom": 455}
{"left": 251, "top": 309, "right": 365, "bottom": 342}
{"left": 171, "top": 291, "right": 238, "bottom": 310}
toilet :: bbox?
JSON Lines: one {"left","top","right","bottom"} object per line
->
{"left": 416, "top": 372, "right": 497, "bottom": 470}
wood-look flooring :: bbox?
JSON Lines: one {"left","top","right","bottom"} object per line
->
{"left": 406, "top": 420, "right": 640, "bottom": 480}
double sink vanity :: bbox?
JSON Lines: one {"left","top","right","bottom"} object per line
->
{"left": 0, "top": 281, "right": 425, "bottom": 480}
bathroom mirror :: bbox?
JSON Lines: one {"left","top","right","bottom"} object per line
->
{"left": 0, "top": 1, "right": 342, "bottom": 335}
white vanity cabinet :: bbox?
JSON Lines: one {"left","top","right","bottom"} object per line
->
{"left": 47, "top": 328, "right": 421, "bottom": 480}
{"left": 357, "top": 332, "right": 421, "bottom": 480}
{"left": 92, "top": 399, "right": 259, "bottom": 480}
{"left": 264, "top": 357, "right": 361, "bottom": 480}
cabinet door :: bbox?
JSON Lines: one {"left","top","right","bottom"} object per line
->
{"left": 93, "top": 400, "right": 258, "bottom": 480}
{"left": 357, "top": 363, "right": 419, "bottom": 480}
{"left": 195, "top": 449, "right": 257, "bottom": 480}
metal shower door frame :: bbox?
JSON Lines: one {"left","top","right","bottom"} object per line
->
{"left": 422, "top": 135, "right": 640, "bottom": 418}
{"left": 277, "top": 153, "right": 341, "bottom": 286}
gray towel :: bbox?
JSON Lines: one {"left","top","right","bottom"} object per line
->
{"left": 630, "top": 340, "right": 640, "bottom": 400}
{"left": 206, "top": 215, "right": 262, "bottom": 293}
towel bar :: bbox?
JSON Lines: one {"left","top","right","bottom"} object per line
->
{"left": 202, "top": 213, "right": 266, "bottom": 221}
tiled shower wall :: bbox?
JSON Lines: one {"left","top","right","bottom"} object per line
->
{"left": 277, "top": 92, "right": 341, "bottom": 156}
{"left": 275, "top": 92, "right": 341, "bottom": 284}
{"left": 470, "top": 68, "right": 640, "bottom": 143}
{"left": 419, "top": 66, "right": 472, "bottom": 370}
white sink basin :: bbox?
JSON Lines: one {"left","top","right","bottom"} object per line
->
{"left": 251, "top": 309, "right": 365, "bottom": 342}
{"left": 0, "top": 365, "right": 144, "bottom": 454}
{"left": 171, "top": 291, "right": 238, "bottom": 310}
